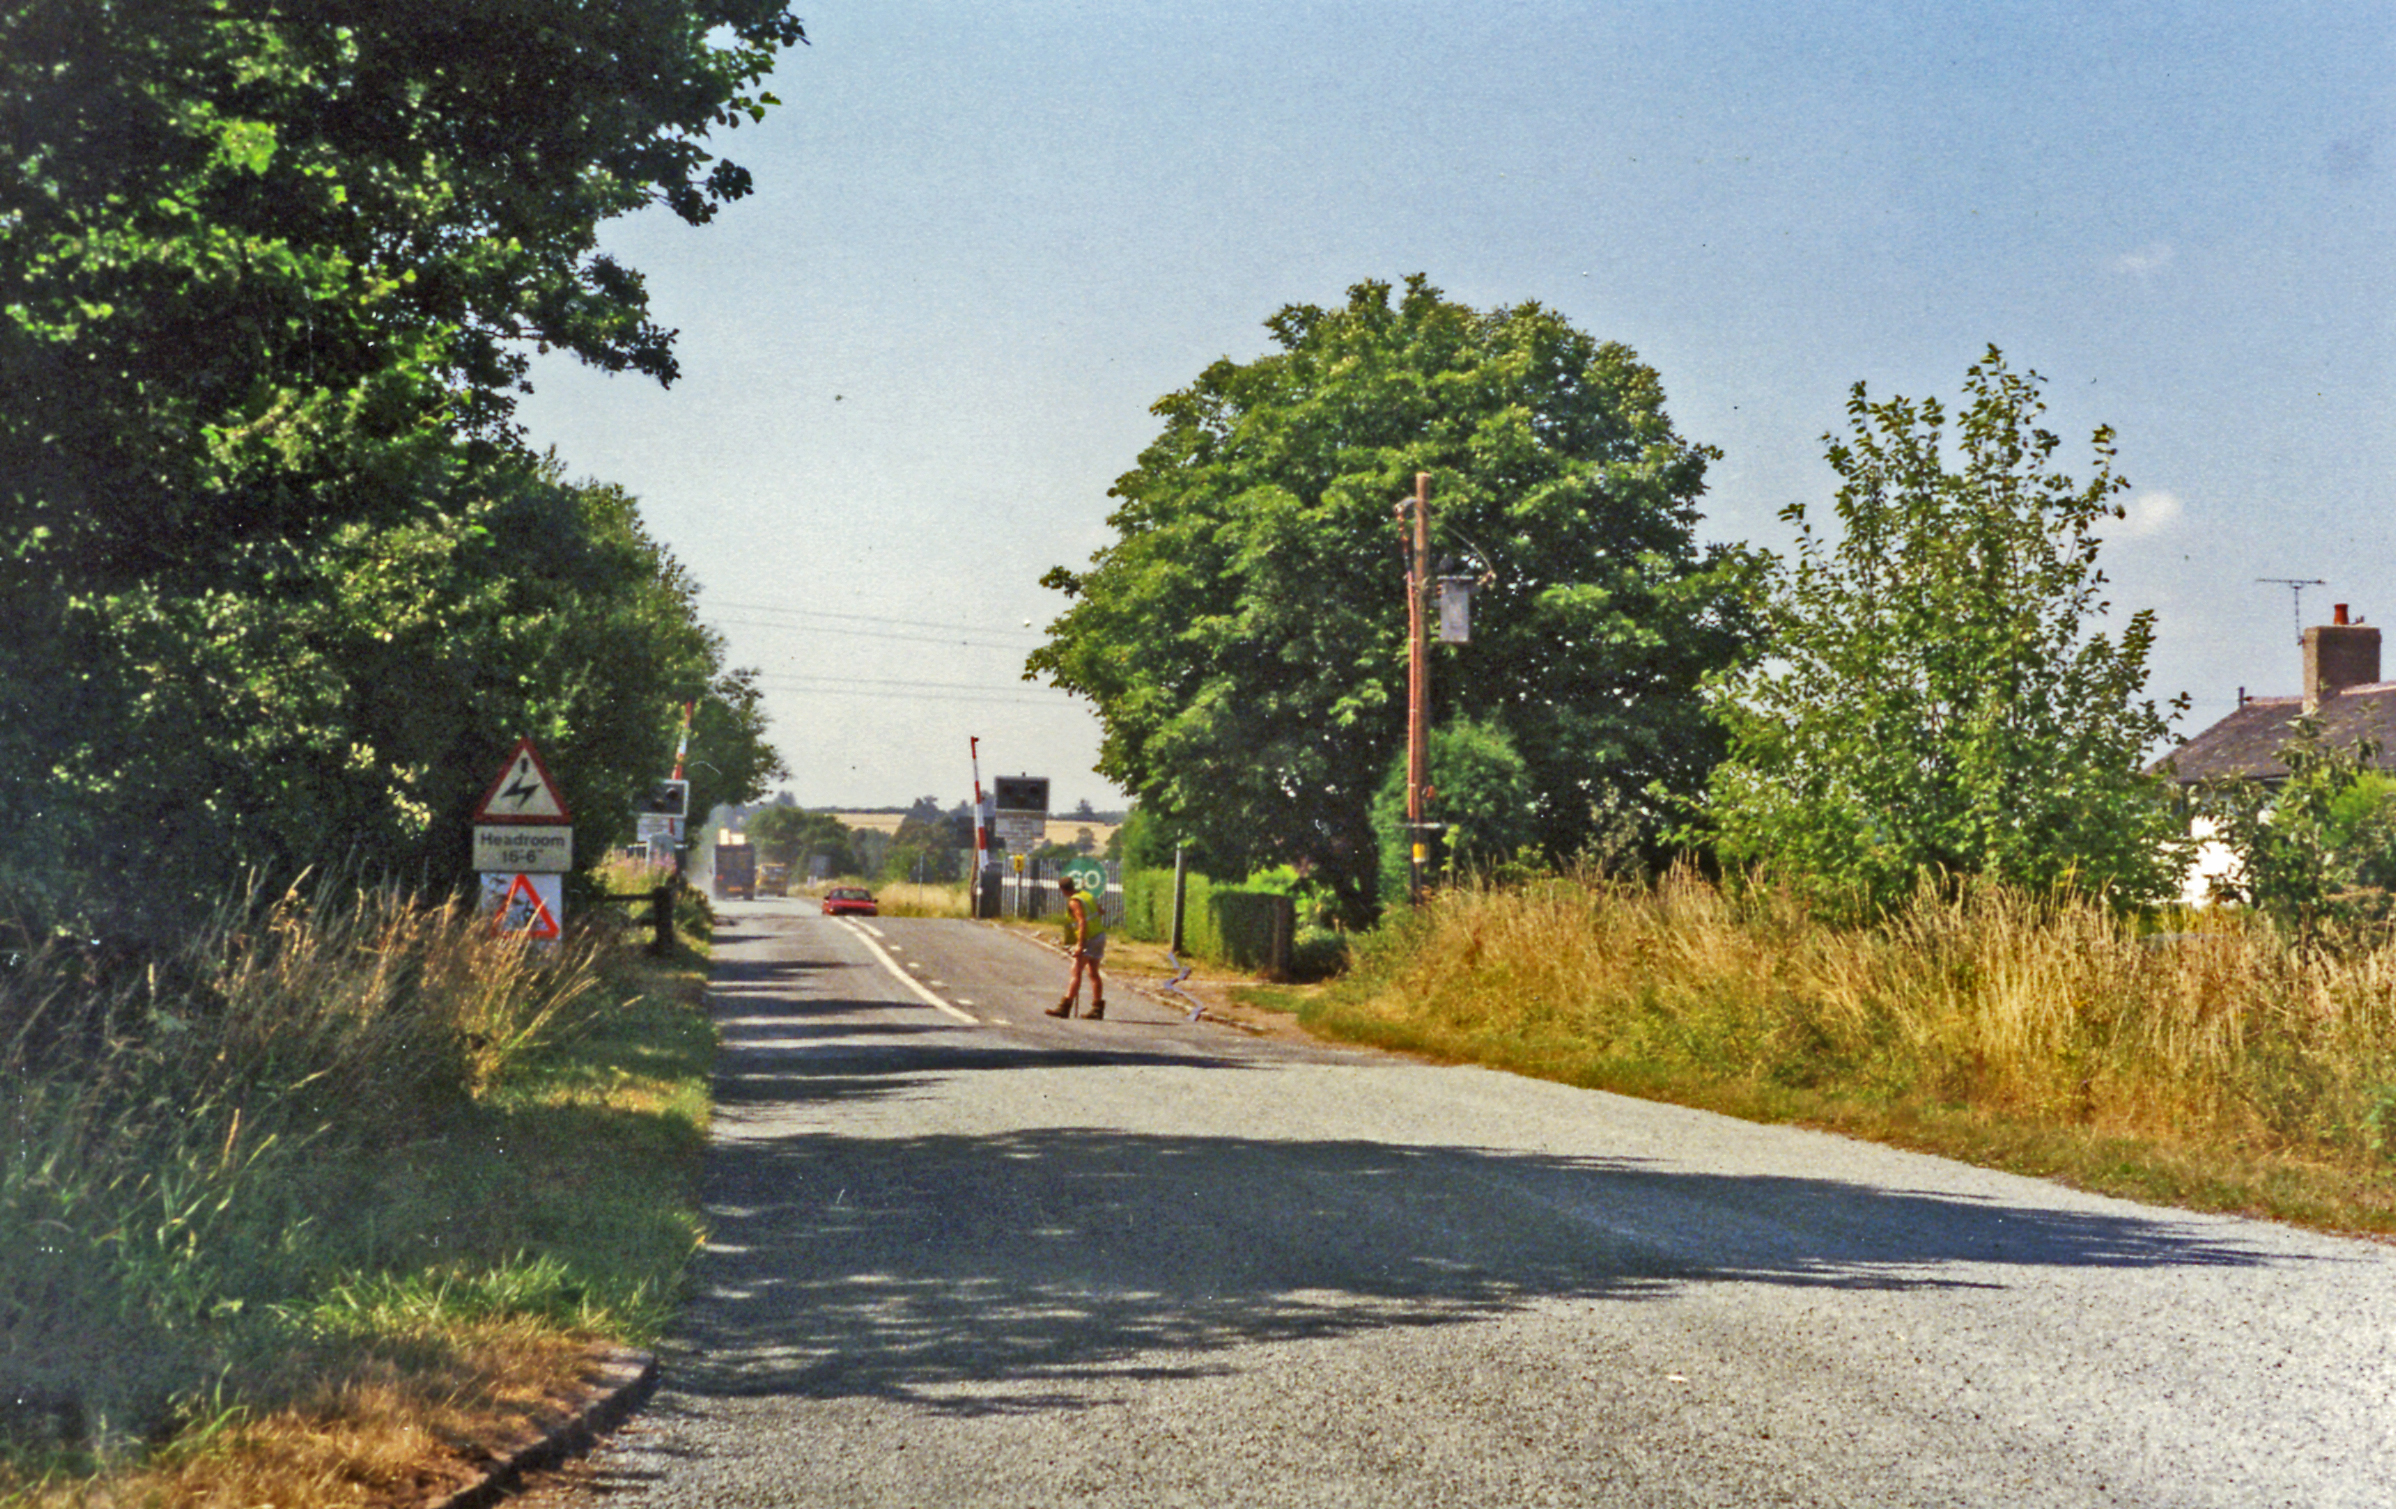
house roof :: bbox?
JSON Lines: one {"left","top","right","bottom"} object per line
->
{"left": 2157, "top": 684, "right": 2396, "bottom": 784}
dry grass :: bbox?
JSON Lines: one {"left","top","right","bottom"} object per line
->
{"left": 871, "top": 880, "right": 971, "bottom": 918}
{"left": 1314, "top": 870, "right": 2396, "bottom": 1231}
{"left": 54, "top": 1324, "right": 600, "bottom": 1509}
{"left": 1, "top": 876, "right": 714, "bottom": 1505}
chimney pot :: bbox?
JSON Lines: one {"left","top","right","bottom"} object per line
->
{"left": 2304, "top": 609, "right": 2381, "bottom": 712}
{"left": 2335, "top": 603, "right": 2350, "bottom": 626}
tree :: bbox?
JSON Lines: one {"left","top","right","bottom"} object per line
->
{"left": 2193, "top": 723, "right": 2396, "bottom": 933}
{"left": 882, "top": 797, "right": 969, "bottom": 885}
{"left": 0, "top": 2, "right": 804, "bottom": 931}
{"left": 11, "top": 452, "right": 783, "bottom": 932}
{"left": 1699, "top": 347, "right": 2186, "bottom": 914}
{"left": 1029, "top": 277, "right": 1757, "bottom": 916}
{"left": 1372, "top": 718, "right": 1539, "bottom": 902}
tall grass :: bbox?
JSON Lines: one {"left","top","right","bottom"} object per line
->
{"left": 1321, "top": 870, "right": 2396, "bottom": 1207}
{"left": 1, "top": 876, "right": 612, "bottom": 1469}
{"left": 874, "top": 880, "right": 969, "bottom": 918}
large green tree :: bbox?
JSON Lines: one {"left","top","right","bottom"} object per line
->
{"left": 1700, "top": 347, "right": 2186, "bottom": 914}
{"left": 1029, "top": 277, "right": 1757, "bottom": 914}
{"left": 0, "top": 1, "right": 802, "bottom": 930}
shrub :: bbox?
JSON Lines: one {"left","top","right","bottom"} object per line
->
{"left": 1, "top": 878, "right": 608, "bottom": 1459}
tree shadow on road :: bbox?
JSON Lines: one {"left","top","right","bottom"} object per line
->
{"left": 669, "top": 1118, "right": 2282, "bottom": 1416}
{"left": 660, "top": 936, "right": 2289, "bottom": 1420}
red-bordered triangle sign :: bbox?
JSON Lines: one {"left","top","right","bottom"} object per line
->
{"left": 474, "top": 738, "right": 573, "bottom": 824}
{"left": 493, "top": 873, "right": 562, "bottom": 941}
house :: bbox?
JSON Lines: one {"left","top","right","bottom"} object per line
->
{"left": 2160, "top": 604, "right": 2396, "bottom": 903}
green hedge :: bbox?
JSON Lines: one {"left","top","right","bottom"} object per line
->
{"left": 1120, "top": 867, "right": 1293, "bottom": 972}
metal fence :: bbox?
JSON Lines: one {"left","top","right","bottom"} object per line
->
{"left": 994, "top": 855, "right": 1125, "bottom": 932}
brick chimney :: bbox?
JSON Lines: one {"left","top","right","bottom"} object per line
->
{"left": 2303, "top": 603, "right": 2381, "bottom": 712}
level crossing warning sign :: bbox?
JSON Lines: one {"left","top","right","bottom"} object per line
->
{"left": 482, "top": 872, "right": 562, "bottom": 941}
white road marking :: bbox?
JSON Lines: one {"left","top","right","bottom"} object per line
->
{"left": 832, "top": 918, "right": 977, "bottom": 1024}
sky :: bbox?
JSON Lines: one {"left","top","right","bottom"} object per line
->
{"left": 513, "top": 0, "right": 2393, "bottom": 814}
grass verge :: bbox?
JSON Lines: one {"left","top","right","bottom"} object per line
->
{"left": 1, "top": 878, "right": 718, "bottom": 1506}
{"left": 1302, "top": 870, "right": 2396, "bottom": 1237}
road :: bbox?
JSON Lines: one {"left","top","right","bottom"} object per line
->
{"left": 537, "top": 899, "right": 2396, "bottom": 1507}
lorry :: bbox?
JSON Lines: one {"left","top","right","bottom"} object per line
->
{"left": 712, "top": 839, "right": 756, "bottom": 900}
{"left": 759, "top": 861, "right": 790, "bottom": 897}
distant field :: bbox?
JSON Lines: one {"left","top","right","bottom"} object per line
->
{"left": 829, "top": 811, "right": 1118, "bottom": 851}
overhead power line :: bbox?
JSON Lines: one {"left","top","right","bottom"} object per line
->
{"left": 759, "top": 671, "right": 1065, "bottom": 696}
{"left": 709, "top": 616, "right": 1032, "bottom": 652}
{"left": 709, "top": 600, "right": 1044, "bottom": 638}
{"left": 751, "top": 671, "right": 1071, "bottom": 708}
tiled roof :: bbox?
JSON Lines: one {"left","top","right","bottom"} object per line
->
{"left": 2156, "top": 684, "right": 2396, "bottom": 784}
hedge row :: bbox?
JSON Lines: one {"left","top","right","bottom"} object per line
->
{"left": 1119, "top": 868, "right": 1293, "bottom": 972}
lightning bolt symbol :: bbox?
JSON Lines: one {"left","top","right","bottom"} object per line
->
{"left": 501, "top": 759, "right": 539, "bottom": 807}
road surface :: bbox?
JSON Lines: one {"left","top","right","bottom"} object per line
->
{"left": 535, "top": 899, "right": 2396, "bottom": 1507}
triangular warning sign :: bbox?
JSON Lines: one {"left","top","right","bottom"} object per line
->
{"left": 493, "top": 873, "right": 562, "bottom": 941}
{"left": 473, "top": 738, "right": 573, "bottom": 823}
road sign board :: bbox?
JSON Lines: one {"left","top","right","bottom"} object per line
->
{"left": 993, "top": 811, "right": 1045, "bottom": 852}
{"left": 473, "top": 824, "right": 572, "bottom": 873}
{"left": 1061, "top": 857, "right": 1109, "bottom": 894}
{"left": 474, "top": 738, "right": 572, "bottom": 824}
{"left": 992, "top": 775, "right": 1049, "bottom": 813}
{"left": 635, "top": 812, "right": 682, "bottom": 845}
{"left": 481, "top": 872, "right": 563, "bottom": 941}
{"left": 639, "top": 779, "right": 688, "bottom": 818}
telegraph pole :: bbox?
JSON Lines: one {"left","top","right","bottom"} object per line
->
{"left": 1405, "top": 472, "right": 1431, "bottom": 904}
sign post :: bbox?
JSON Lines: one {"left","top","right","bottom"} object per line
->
{"left": 474, "top": 737, "right": 574, "bottom": 940}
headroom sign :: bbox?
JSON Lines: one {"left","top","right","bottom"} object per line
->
{"left": 473, "top": 824, "right": 573, "bottom": 873}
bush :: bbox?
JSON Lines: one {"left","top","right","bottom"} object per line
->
{"left": 1, "top": 878, "right": 609, "bottom": 1459}
{"left": 1120, "top": 867, "right": 1301, "bottom": 972}
{"left": 1290, "top": 925, "right": 1350, "bottom": 981}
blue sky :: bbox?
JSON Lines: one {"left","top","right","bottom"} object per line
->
{"left": 515, "top": 1, "right": 2391, "bottom": 811}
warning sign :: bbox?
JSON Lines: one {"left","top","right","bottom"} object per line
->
{"left": 473, "top": 738, "right": 572, "bottom": 824}
{"left": 473, "top": 824, "right": 573, "bottom": 873}
{"left": 481, "top": 872, "right": 563, "bottom": 940}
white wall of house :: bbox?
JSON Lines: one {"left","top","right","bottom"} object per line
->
{"left": 2181, "top": 815, "right": 2242, "bottom": 907}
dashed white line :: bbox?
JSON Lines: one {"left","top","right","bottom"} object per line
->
{"left": 831, "top": 918, "right": 977, "bottom": 1025}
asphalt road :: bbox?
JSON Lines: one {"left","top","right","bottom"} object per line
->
{"left": 537, "top": 899, "right": 2396, "bottom": 1507}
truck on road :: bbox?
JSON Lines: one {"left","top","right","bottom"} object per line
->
{"left": 713, "top": 840, "right": 756, "bottom": 900}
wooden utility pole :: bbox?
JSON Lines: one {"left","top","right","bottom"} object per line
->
{"left": 1405, "top": 471, "right": 1431, "bottom": 904}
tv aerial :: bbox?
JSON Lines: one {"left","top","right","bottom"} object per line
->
{"left": 2257, "top": 578, "right": 2327, "bottom": 647}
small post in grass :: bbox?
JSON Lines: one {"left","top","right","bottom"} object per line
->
{"left": 651, "top": 884, "right": 674, "bottom": 956}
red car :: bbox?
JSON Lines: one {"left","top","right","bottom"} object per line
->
{"left": 821, "top": 886, "right": 878, "bottom": 917}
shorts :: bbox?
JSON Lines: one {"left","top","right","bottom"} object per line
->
{"left": 1076, "top": 934, "right": 1108, "bottom": 963}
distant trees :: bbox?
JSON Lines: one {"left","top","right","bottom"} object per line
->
{"left": 1031, "top": 277, "right": 1757, "bottom": 916}
{"left": 882, "top": 797, "right": 971, "bottom": 884}
{"left": 746, "top": 807, "right": 859, "bottom": 877}
{"left": 1699, "top": 348, "right": 2185, "bottom": 914}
